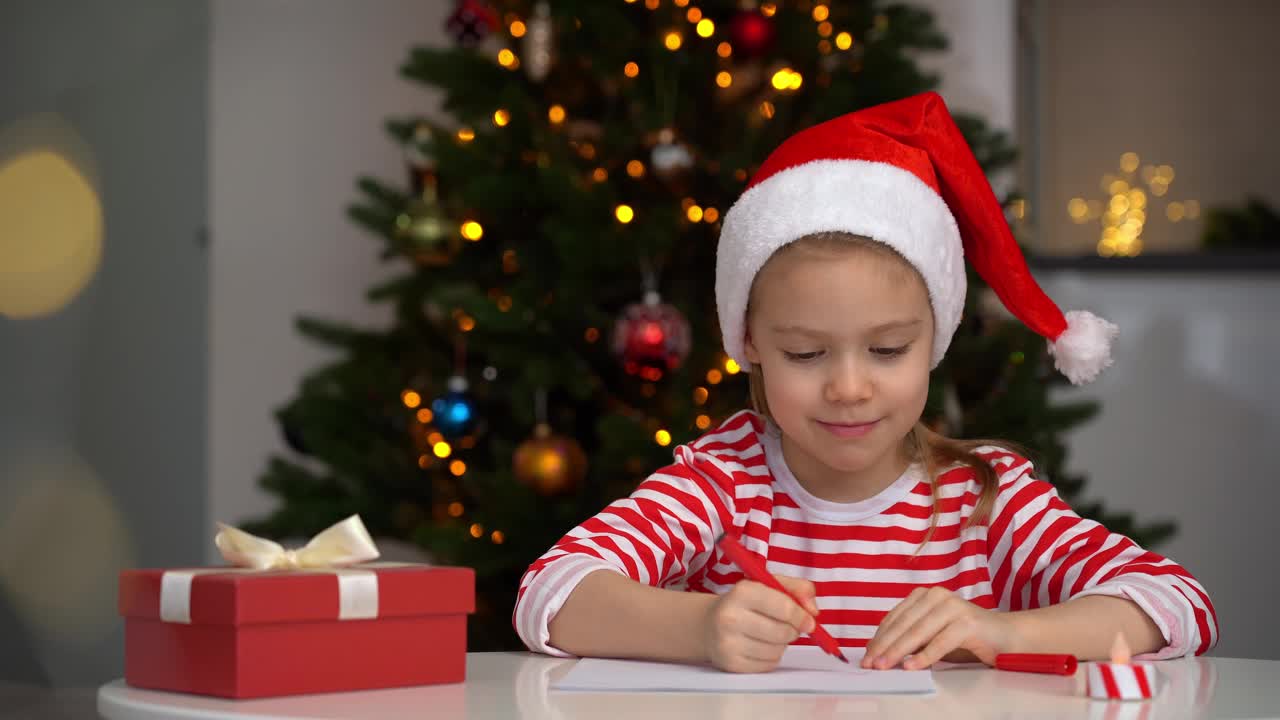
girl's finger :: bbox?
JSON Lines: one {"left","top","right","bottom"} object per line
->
{"left": 865, "top": 588, "right": 943, "bottom": 666}
{"left": 902, "top": 620, "right": 972, "bottom": 670}
{"left": 874, "top": 601, "right": 962, "bottom": 670}
{"left": 863, "top": 588, "right": 928, "bottom": 665}
{"left": 740, "top": 607, "right": 805, "bottom": 646}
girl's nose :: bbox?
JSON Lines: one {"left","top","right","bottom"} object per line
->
{"left": 823, "top": 358, "right": 872, "bottom": 404}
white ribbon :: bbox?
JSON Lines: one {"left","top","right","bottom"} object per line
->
{"left": 160, "top": 515, "right": 384, "bottom": 624}
{"left": 214, "top": 514, "right": 380, "bottom": 570}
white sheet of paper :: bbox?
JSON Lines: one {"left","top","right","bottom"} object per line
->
{"left": 551, "top": 646, "right": 935, "bottom": 695}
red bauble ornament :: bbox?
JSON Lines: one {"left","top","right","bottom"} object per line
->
{"left": 612, "top": 292, "right": 691, "bottom": 382}
{"left": 445, "top": 0, "right": 499, "bottom": 48}
{"left": 728, "top": 10, "right": 776, "bottom": 58}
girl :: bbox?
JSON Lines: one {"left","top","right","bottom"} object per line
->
{"left": 514, "top": 92, "right": 1217, "bottom": 673}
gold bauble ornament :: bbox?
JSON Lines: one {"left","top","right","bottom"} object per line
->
{"left": 513, "top": 423, "right": 587, "bottom": 496}
{"left": 394, "top": 187, "right": 459, "bottom": 267}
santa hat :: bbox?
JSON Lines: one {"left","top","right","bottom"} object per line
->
{"left": 716, "top": 92, "right": 1117, "bottom": 385}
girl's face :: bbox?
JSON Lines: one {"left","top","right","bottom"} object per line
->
{"left": 744, "top": 243, "right": 934, "bottom": 497}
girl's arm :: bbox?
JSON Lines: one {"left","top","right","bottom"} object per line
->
{"left": 547, "top": 568, "right": 717, "bottom": 662}
{"left": 1007, "top": 593, "right": 1165, "bottom": 658}
{"left": 984, "top": 450, "right": 1218, "bottom": 659}
{"left": 513, "top": 442, "right": 737, "bottom": 656}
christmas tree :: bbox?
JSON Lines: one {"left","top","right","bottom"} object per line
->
{"left": 243, "top": 0, "right": 1175, "bottom": 651}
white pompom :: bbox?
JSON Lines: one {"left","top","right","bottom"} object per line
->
{"left": 1048, "top": 310, "right": 1119, "bottom": 385}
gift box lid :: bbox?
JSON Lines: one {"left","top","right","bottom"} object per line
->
{"left": 119, "top": 564, "right": 474, "bottom": 626}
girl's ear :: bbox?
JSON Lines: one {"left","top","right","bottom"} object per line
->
{"left": 743, "top": 330, "right": 761, "bottom": 364}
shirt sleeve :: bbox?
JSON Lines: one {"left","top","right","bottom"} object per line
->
{"left": 983, "top": 451, "right": 1218, "bottom": 658}
{"left": 512, "top": 445, "right": 736, "bottom": 656}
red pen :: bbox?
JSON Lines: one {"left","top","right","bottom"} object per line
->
{"left": 715, "top": 533, "right": 849, "bottom": 664}
{"left": 995, "top": 653, "right": 1078, "bottom": 675}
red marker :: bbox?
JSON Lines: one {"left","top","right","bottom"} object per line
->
{"left": 715, "top": 533, "right": 849, "bottom": 664}
{"left": 995, "top": 653, "right": 1078, "bottom": 675}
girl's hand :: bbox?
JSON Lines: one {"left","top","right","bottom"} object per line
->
{"left": 703, "top": 576, "right": 820, "bottom": 673}
{"left": 863, "top": 587, "right": 1020, "bottom": 670}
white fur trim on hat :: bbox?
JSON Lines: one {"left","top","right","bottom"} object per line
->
{"left": 1049, "top": 310, "right": 1118, "bottom": 385}
{"left": 716, "top": 158, "right": 965, "bottom": 370}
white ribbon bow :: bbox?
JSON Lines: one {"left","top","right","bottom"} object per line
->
{"left": 214, "top": 514, "right": 381, "bottom": 570}
{"left": 159, "top": 515, "right": 385, "bottom": 623}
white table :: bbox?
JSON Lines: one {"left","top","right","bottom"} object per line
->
{"left": 98, "top": 652, "right": 1280, "bottom": 719}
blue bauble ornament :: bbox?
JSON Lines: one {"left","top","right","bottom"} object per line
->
{"left": 433, "top": 375, "right": 477, "bottom": 437}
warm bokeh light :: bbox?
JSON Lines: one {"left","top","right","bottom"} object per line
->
{"left": 402, "top": 390, "right": 422, "bottom": 408}
{"left": 696, "top": 19, "right": 715, "bottom": 37}
{"left": 584, "top": 327, "right": 600, "bottom": 343}
{"left": 450, "top": 460, "right": 467, "bottom": 476}
{"left": 433, "top": 441, "right": 453, "bottom": 458}
{"left": 717, "top": 41, "right": 733, "bottom": 57}
{"left": 417, "top": 408, "right": 434, "bottom": 424}
{"left": 461, "top": 220, "right": 484, "bottom": 241}
{"left": 664, "top": 31, "right": 683, "bottom": 50}
{"left": 615, "top": 204, "right": 635, "bottom": 223}
{"left": 456, "top": 127, "right": 475, "bottom": 143}
{"left": 696, "top": 414, "right": 712, "bottom": 430}
{"left": 725, "top": 358, "right": 741, "bottom": 374}
{"left": 0, "top": 448, "right": 136, "bottom": 638}
{"left": 491, "top": 531, "right": 506, "bottom": 544}
{"left": 836, "top": 32, "right": 853, "bottom": 50}
{"left": 716, "top": 71, "right": 733, "bottom": 88}
{"left": 510, "top": 20, "right": 527, "bottom": 37}
{"left": 686, "top": 205, "right": 704, "bottom": 222}
{"left": 703, "top": 207, "right": 720, "bottom": 223}
{"left": 812, "top": 4, "right": 830, "bottom": 21}
{"left": 498, "top": 48, "right": 517, "bottom": 68}
{"left": 448, "top": 501, "right": 465, "bottom": 517}
{"left": 548, "top": 104, "right": 566, "bottom": 124}
{"left": 693, "top": 386, "right": 709, "bottom": 405}
{"left": 655, "top": 429, "right": 672, "bottom": 446}
{"left": 493, "top": 109, "right": 511, "bottom": 127}
{"left": 626, "top": 159, "right": 646, "bottom": 178}
{"left": 707, "top": 368, "right": 723, "bottom": 384}
{"left": 0, "top": 115, "right": 103, "bottom": 319}
{"left": 625, "top": 61, "right": 640, "bottom": 78}
{"left": 469, "top": 523, "right": 484, "bottom": 538}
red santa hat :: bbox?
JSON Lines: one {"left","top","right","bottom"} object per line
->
{"left": 716, "top": 91, "right": 1117, "bottom": 385}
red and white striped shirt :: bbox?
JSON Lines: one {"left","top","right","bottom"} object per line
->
{"left": 515, "top": 411, "right": 1217, "bottom": 659}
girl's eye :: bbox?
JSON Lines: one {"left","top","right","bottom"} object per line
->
{"left": 782, "top": 351, "right": 822, "bottom": 362}
{"left": 872, "top": 344, "right": 911, "bottom": 357}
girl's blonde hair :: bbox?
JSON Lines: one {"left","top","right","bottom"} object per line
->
{"left": 745, "top": 232, "right": 1020, "bottom": 543}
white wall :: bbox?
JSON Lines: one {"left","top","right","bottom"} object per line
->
{"left": 209, "top": 0, "right": 450, "bottom": 554}
{"left": 1040, "top": 271, "right": 1280, "bottom": 660}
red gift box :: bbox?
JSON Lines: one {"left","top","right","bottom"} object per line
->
{"left": 118, "top": 563, "right": 474, "bottom": 699}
